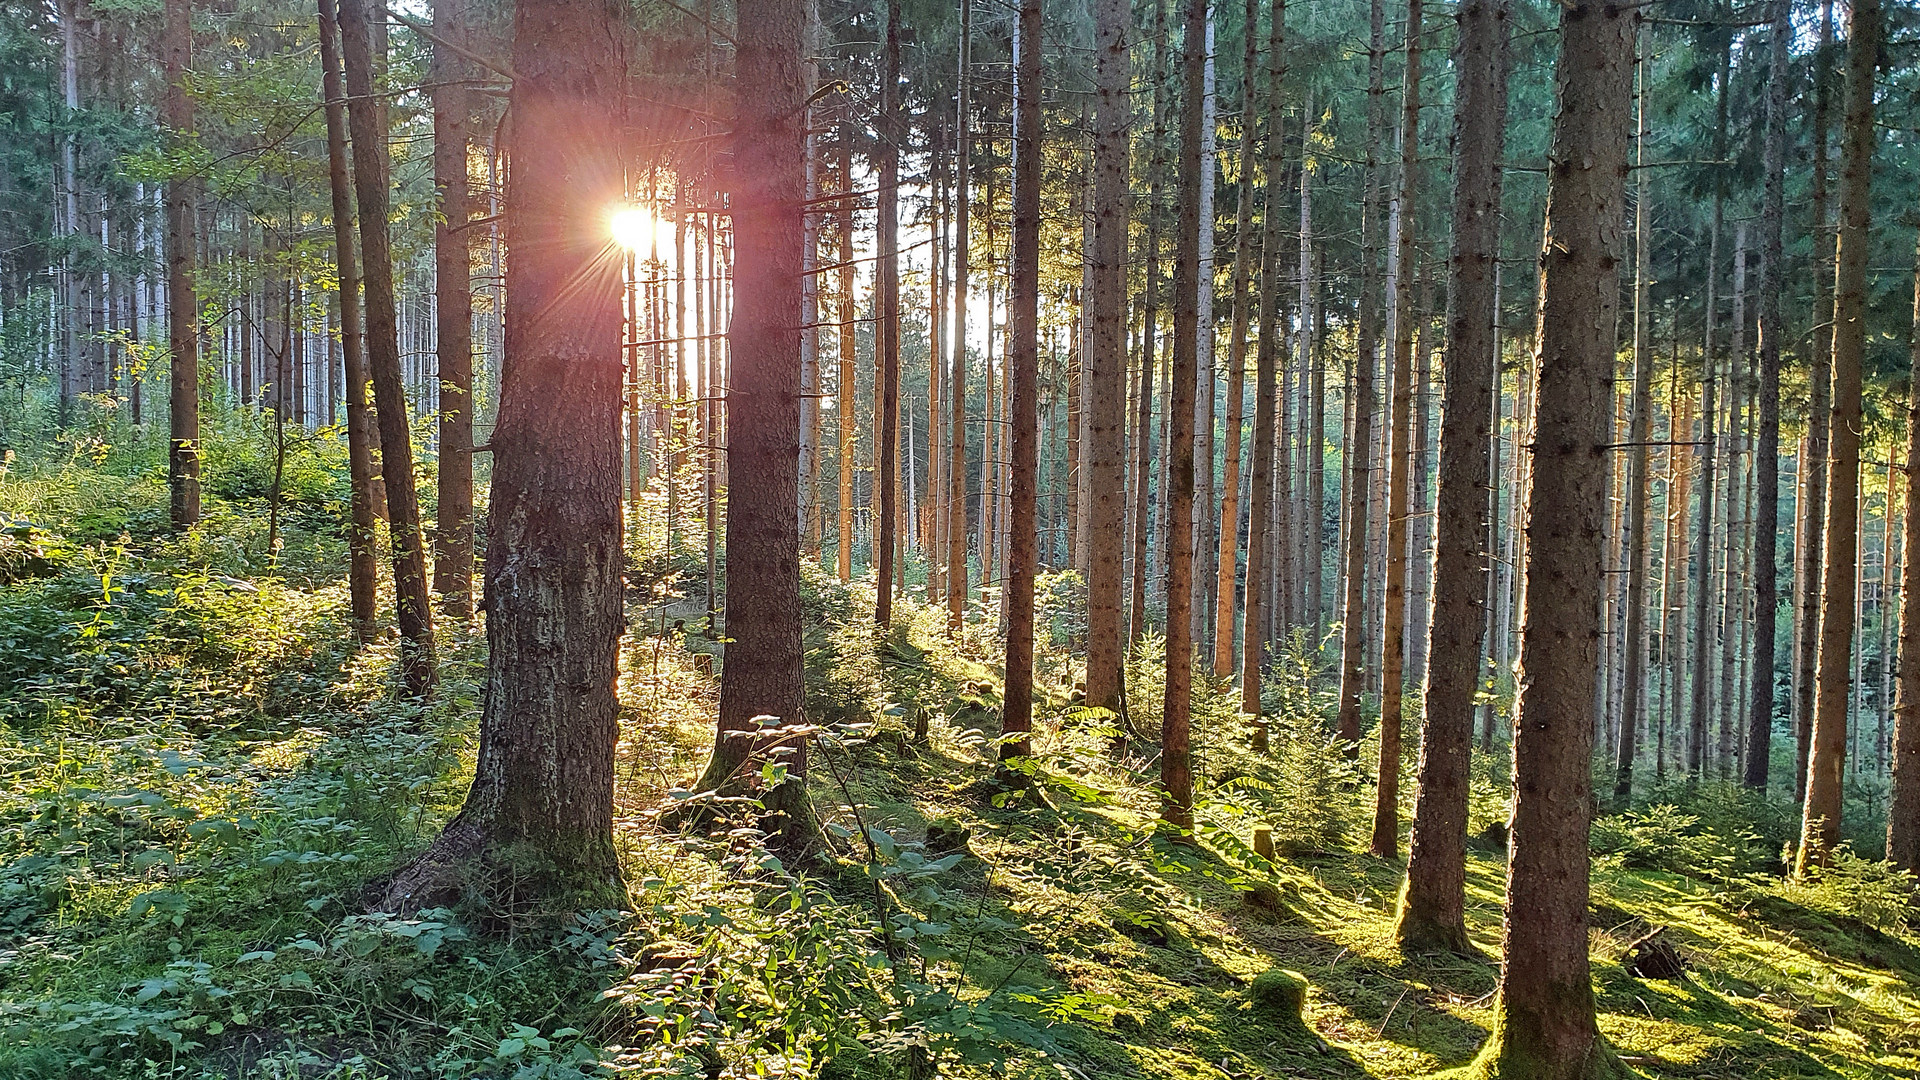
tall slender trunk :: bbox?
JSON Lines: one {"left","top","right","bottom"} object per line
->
{"left": 1161, "top": 0, "right": 1207, "bottom": 835}
{"left": 1213, "top": 0, "right": 1257, "bottom": 680}
{"left": 1746, "top": 0, "right": 1788, "bottom": 791}
{"left": 947, "top": 3, "right": 972, "bottom": 628}
{"left": 431, "top": 0, "right": 474, "bottom": 620}
{"left": 1612, "top": 27, "right": 1653, "bottom": 810}
{"left": 1240, "top": 0, "right": 1284, "bottom": 740}
{"left": 1085, "top": 0, "right": 1130, "bottom": 703}
{"left": 318, "top": 0, "right": 378, "bottom": 640}
{"left": 1002, "top": 0, "right": 1043, "bottom": 759}
{"left": 1795, "top": 0, "right": 1836, "bottom": 805}
{"left": 339, "top": 0, "right": 436, "bottom": 693}
{"left": 1193, "top": 15, "right": 1218, "bottom": 652}
{"left": 1396, "top": 0, "right": 1506, "bottom": 957}
{"left": 1890, "top": 228, "right": 1920, "bottom": 870}
{"left": 1371, "top": 0, "right": 1422, "bottom": 859}
{"left": 381, "top": 0, "right": 627, "bottom": 910}
{"left": 1688, "top": 47, "right": 1729, "bottom": 774}
{"left": 1131, "top": 0, "right": 1170, "bottom": 644}
{"left": 873, "top": 0, "right": 902, "bottom": 626}
{"left": 1471, "top": 1, "right": 1635, "bottom": 1072}
{"left": 164, "top": 0, "right": 199, "bottom": 528}
{"left": 838, "top": 143, "right": 857, "bottom": 583}
{"left": 1799, "top": 0, "right": 1878, "bottom": 872}
{"left": 1335, "top": 0, "right": 1385, "bottom": 753}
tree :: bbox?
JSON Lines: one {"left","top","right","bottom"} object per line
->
{"left": 1395, "top": 0, "right": 1506, "bottom": 958}
{"left": 1211, "top": 0, "right": 1256, "bottom": 682}
{"left": 1001, "top": 0, "right": 1041, "bottom": 763}
{"left": 1746, "top": 0, "right": 1788, "bottom": 792}
{"left": 1612, "top": 25, "right": 1652, "bottom": 810}
{"left": 317, "top": 0, "right": 379, "bottom": 641}
{"left": 1162, "top": 0, "right": 1206, "bottom": 835}
{"left": 1463, "top": 0, "right": 1637, "bottom": 1072}
{"left": 1800, "top": 0, "right": 1880, "bottom": 872}
{"left": 872, "top": 0, "right": 902, "bottom": 628}
{"left": 1083, "top": 0, "right": 1129, "bottom": 710}
{"left": 338, "top": 0, "right": 436, "bottom": 694}
{"left": 1371, "top": 0, "right": 1422, "bottom": 859}
{"left": 431, "top": 0, "right": 473, "bottom": 620}
{"left": 1893, "top": 228, "right": 1920, "bottom": 871}
{"left": 379, "top": 0, "right": 628, "bottom": 909}
{"left": 163, "top": 0, "right": 198, "bottom": 530}
{"left": 947, "top": 0, "right": 972, "bottom": 632}
{"left": 1240, "top": 0, "right": 1284, "bottom": 744}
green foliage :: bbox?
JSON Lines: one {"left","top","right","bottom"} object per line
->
{"left": 1775, "top": 849, "right": 1919, "bottom": 934}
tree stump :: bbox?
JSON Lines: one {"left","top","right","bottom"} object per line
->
{"left": 1624, "top": 926, "right": 1686, "bottom": 979}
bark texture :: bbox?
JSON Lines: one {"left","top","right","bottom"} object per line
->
{"left": 1084, "top": 0, "right": 1128, "bottom": 706}
{"left": 1396, "top": 0, "right": 1506, "bottom": 959}
{"left": 1746, "top": 0, "right": 1788, "bottom": 792}
{"left": 1467, "top": 0, "right": 1636, "bottom": 1074}
{"left": 1893, "top": 229, "right": 1920, "bottom": 871}
{"left": 1001, "top": 0, "right": 1042, "bottom": 760}
{"left": 380, "top": 0, "right": 627, "bottom": 910}
{"left": 431, "top": 0, "right": 474, "bottom": 620}
{"left": 164, "top": 0, "right": 199, "bottom": 529}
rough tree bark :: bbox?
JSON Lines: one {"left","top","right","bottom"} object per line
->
{"left": 873, "top": 0, "right": 902, "bottom": 627}
{"left": 1799, "top": 0, "right": 1879, "bottom": 873}
{"left": 1795, "top": 0, "right": 1835, "bottom": 805}
{"left": 1001, "top": 0, "right": 1042, "bottom": 761}
{"left": 379, "top": 0, "right": 627, "bottom": 910}
{"left": 948, "top": 0, "right": 972, "bottom": 631}
{"left": 431, "top": 0, "right": 474, "bottom": 620}
{"left": 1612, "top": 26, "right": 1652, "bottom": 810}
{"left": 1085, "top": 0, "right": 1129, "bottom": 706}
{"left": 164, "top": 0, "right": 199, "bottom": 529}
{"left": 1162, "top": 0, "right": 1206, "bottom": 834}
{"left": 1464, "top": 0, "right": 1637, "bottom": 1073}
{"left": 318, "top": 0, "right": 378, "bottom": 640}
{"left": 1212, "top": 0, "right": 1257, "bottom": 681}
{"left": 1892, "top": 230, "right": 1920, "bottom": 871}
{"left": 838, "top": 141, "right": 856, "bottom": 584}
{"left": 1395, "top": 0, "right": 1506, "bottom": 958}
{"left": 339, "top": 0, "right": 436, "bottom": 694}
{"left": 1371, "top": 0, "right": 1422, "bottom": 860}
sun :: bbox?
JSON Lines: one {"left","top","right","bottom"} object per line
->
{"left": 610, "top": 205, "right": 673, "bottom": 254}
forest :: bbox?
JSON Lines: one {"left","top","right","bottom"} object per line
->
{"left": 2, "top": 0, "right": 1920, "bottom": 1075}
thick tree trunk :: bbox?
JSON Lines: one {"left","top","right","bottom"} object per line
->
{"left": 380, "top": 0, "right": 626, "bottom": 911}
{"left": 339, "top": 0, "right": 436, "bottom": 694}
{"left": 1799, "top": 0, "right": 1879, "bottom": 872}
{"left": 164, "top": 0, "right": 199, "bottom": 529}
{"left": 1001, "top": 0, "right": 1042, "bottom": 761}
{"left": 1395, "top": 0, "right": 1506, "bottom": 958}
{"left": 1612, "top": 28, "right": 1652, "bottom": 810}
{"left": 1213, "top": 0, "right": 1256, "bottom": 681}
{"left": 1335, "top": 0, "right": 1385, "bottom": 754}
{"left": 1891, "top": 230, "right": 1920, "bottom": 870}
{"left": 1371, "top": 0, "right": 1422, "bottom": 859}
{"left": 1469, "top": 1, "right": 1636, "bottom": 1073}
{"left": 1747, "top": 0, "right": 1788, "bottom": 791}
{"left": 1085, "top": 0, "right": 1129, "bottom": 703}
{"left": 1161, "top": 0, "right": 1206, "bottom": 834}
{"left": 431, "top": 0, "right": 473, "bottom": 621}
{"left": 318, "top": 0, "right": 379, "bottom": 641}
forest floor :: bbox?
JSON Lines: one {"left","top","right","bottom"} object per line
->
{"left": 3, "top": 465, "right": 1919, "bottom": 1079}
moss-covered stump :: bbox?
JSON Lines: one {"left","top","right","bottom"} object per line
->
{"left": 1246, "top": 968, "right": 1311, "bottom": 1031}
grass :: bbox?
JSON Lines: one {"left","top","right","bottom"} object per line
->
{"left": 3, "top": 447, "right": 1919, "bottom": 1079}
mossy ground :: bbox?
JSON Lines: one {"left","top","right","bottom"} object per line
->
{"left": 2, "top": 459, "right": 1918, "bottom": 1078}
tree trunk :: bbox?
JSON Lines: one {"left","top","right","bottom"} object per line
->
{"left": 1891, "top": 229, "right": 1920, "bottom": 870}
{"left": 1612, "top": 27, "right": 1652, "bottom": 810}
{"left": 873, "top": 0, "right": 902, "bottom": 627}
{"left": 1132, "top": 0, "right": 1170, "bottom": 646}
{"left": 1240, "top": 0, "right": 1284, "bottom": 743}
{"left": 1085, "top": 0, "right": 1129, "bottom": 703}
{"left": 947, "top": 8, "right": 972, "bottom": 630}
{"left": 1160, "top": 0, "right": 1206, "bottom": 835}
{"left": 1193, "top": 15, "right": 1218, "bottom": 654}
{"left": 431, "top": 0, "right": 473, "bottom": 621}
{"left": 1470, "top": 0, "right": 1635, "bottom": 1072}
{"left": 1799, "top": 0, "right": 1879, "bottom": 872}
{"left": 1371, "top": 0, "right": 1422, "bottom": 859}
{"left": 1747, "top": 0, "right": 1788, "bottom": 791}
{"left": 1213, "top": 0, "right": 1257, "bottom": 681}
{"left": 380, "top": 0, "right": 626, "bottom": 911}
{"left": 1001, "top": 0, "right": 1043, "bottom": 761}
{"left": 318, "top": 0, "right": 379, "bottom": 641}
{"left": 1335, "top": 0, "right": 1385, "bottom": 754}
{"left": 1795, "top": 0, "right": 1835, "bottom": 805}
{"left": 838, "top": 142, "right": 857, "bottom": 584}
{"left": 164, "top": 0, "right": 199, "bottom": 529}
{"left": 1395, "top": 0, "right": 1505, "bottom": 958}
{"left": 339, "top": 0, "right": 436, "bottom": 694}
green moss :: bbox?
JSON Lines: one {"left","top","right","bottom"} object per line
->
{"left": 1247, "top": 968, "right": 1310, "bottom": 1027}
